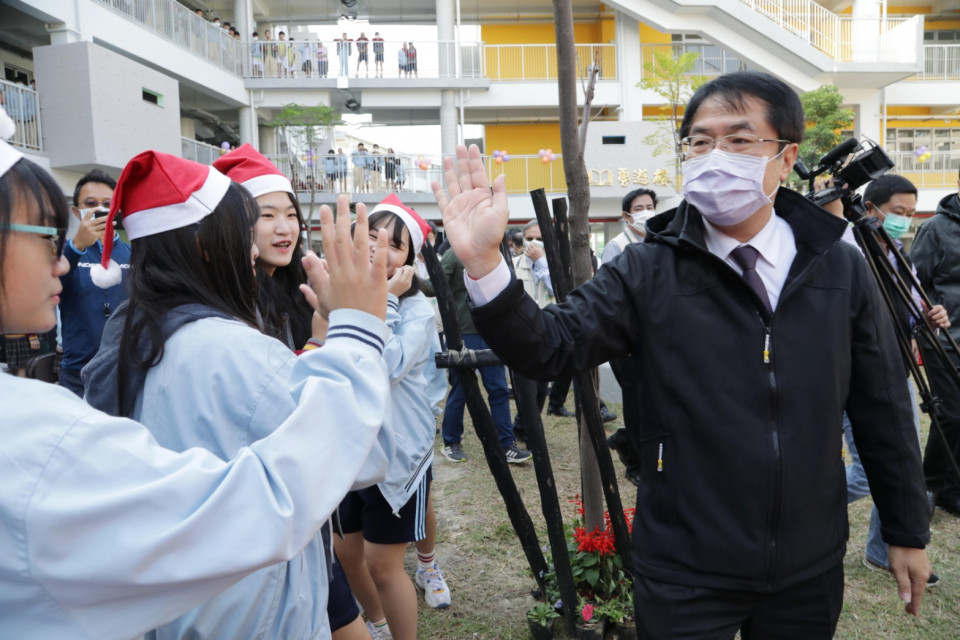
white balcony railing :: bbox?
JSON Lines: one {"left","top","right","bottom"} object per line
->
{"left": 640, "top": 43, "right": 751, "bottom": 79}
{"left": 181, "top": 137, "right": 223, "bottom": 165}
{"left": 1, "top": 79, "right": 41, "bottom": 152}
{"left": 262, "top": 152, "right": 569, "bottom": 196}
{"left": 739, "top": 1, "right": 921, "bottom": 63}
{"left": 483, "top": 44, "right": 616, "bottom": 81}
{"left": 888, "top": 150, "right": 960, "bottom": 189}
{"left": 921, "top": 44, "right": 960, "bottom": 80}
{"left": 241, "top": 40, "right": 484, "bottom": 80}
{"left": 94, "top": 0, "right": 241, "bottom": 75}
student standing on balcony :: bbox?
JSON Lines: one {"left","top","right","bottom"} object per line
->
{"left": 399, "top": 43, "right": 408, "bottom": 78}
{"left": 432, "top": 70, "right": 932, "bottom": 637}
{"left": 356, "top": 32, "right": 370, "bottom": 78}
{"left": 263, "top": 29, "right": 277, "bottom": 78}
{"left": 337, "top": 147, "right": 349, "bottom": 193}
{"left": 353, "top": 143, "right": 370, "bottom": 193}
{"left": 406, "top": 43, "right": 418, "bottom": 77}
{"left": 318, "top": 40, "right": 329, "bottom": 78}
{"left": 250, "top": 32, "right": 264, "bottom": 77}
{"left": 373, "top": 32, "right": 385, "bottom": 77}
{"left": 337, "top": 33, "right": 352, "bottom": 78}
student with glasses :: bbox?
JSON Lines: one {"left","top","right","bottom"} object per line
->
{"left": 0, "top": 124, "right": 395, "bottom": 638}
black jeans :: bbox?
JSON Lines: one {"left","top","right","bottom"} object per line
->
{"left": 634, "top": 563, "right": 844, "bottom": 640}
{"left": 920, "top": 336, "right": 960, "bottom": 496}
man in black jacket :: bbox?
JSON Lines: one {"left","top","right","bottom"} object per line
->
{"left": 431, "top": 71, "right": 931, "bottom": 638}
{"left": 911, "top": 172, "right": 960, "bottom": 518}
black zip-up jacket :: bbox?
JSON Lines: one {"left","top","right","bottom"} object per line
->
{"left": 911, "top": 192, "right": 960, "bottom": 345}
{"left": 471, "top": 188, "right": 930, "bottom": 591}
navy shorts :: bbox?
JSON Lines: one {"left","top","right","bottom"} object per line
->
{"left": 339, "top": 467, "right": 432, "bottom": 544}
{"left": 326, "top": 551, "right": 361, "bottom": 631}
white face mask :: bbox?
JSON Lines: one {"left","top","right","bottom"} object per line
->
{"left": 681, "top": 149, "right": 782, "bottom": 227}
{"left": 629, "top": 212, "right": 654, "bottom": 228}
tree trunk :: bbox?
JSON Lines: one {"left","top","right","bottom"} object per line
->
{"left": 552, "top": 0, "right": 603, "bottom": 533}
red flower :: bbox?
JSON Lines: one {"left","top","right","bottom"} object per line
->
{"left": 581, "top": 603, "right": 594, "bottom": 622}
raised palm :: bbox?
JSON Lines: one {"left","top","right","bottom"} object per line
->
{"left": 432, "top": 144, "right": 509, "bottom": 278}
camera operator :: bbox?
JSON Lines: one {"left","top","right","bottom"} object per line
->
{"left": 911, "top": 169, "right": 960, "bottom": 519}
{"left": 818, "top": 174, "right": 949, "bottom": 586}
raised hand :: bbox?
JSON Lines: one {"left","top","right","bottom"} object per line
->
{"left": 431, "top": 144, "right": 509, "bottom": 278}
{"left": 387, "top": 265, "right": 415, "bottom": 297}
{"left": 73, "top": 208, "right": 108, "bottom": 252}
{"left": 300, "top": 195, "right": 388, "bottom": 320}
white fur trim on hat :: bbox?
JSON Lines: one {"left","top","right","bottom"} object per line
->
{"left": 122, "top": 166, "right": 231, "bottom": 240}
{"left": 241, "top": 173, "right": 294, "bottom": 199}
{"left": 0, "top": 106, "right": 23, "bottom": 179}
{"left": 372, "top": 203, "right": 424, "bottom": 252}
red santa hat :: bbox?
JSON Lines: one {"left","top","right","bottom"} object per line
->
{"left": 212, "top": 143, "right": 294, "bottom": 199}
{"left": 91, "top": 151, "right": 231, "bottom": 288}
{"left": 370, "top": 193, "right": 431, "bottom": 252}
{"left": 0, "top": 104, "right": 23, "bottom": 177}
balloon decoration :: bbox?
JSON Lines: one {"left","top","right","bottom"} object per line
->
{"left": 914, "top": 145, "right": 931, "bottom": 163}
{"left": 416, "top": 155, "right": 430, "bottom": 171}
{"left": 492, "top": 150, "right": 511, "bottom": 165}
{"left": 538, "top": 148, "right": 557, "bottom": 164}
{"left": 219, "top": 141, "right": 231, "bottom": 155}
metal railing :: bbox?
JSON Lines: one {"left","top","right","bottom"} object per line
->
{"left": 94, "top": 0, "right": 241, "bottom": 75}
{"left": 1, "top": 79, "right": 41, "bottom": 152}
{"left": 738, "top": 1, "right": 920, "bottom": 63}
{"left": 181, "top": 137, "right": 222, "bottom": 165}
{"left": 640, "top": 43, "right": 751, "bottom": 79}
{"left": 887, "top": 150, "right": 960, "bottom": 188}
{"left": 242, "top": 40, "right": 484, "bottom": 80}
{"left": 484, "top": 44, "right": 616, "bottom": 81}
{"left": 920, "top": 44, "right": 960, "bottom": 80}
{"left": 262, "top": 152, "right": 569, "bottom": 196}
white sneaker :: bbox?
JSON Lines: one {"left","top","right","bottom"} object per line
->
{"left": 366, "top": 621, "right": 393, "bottom": 640}
{"left": 415, "top": 562, "right": 452, "bottom": 609}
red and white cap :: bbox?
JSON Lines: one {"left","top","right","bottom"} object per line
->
{"left": 370, "top": 193, "right": 431, "bottom": 252}
{"left": 212, "top": 143, "right": 294, "bottom": 198}
{"left": 91, "top": 151, "right": 231, "bottom": 288}
{"left": 0, "top": 104, "right": 23, "bottom": 178}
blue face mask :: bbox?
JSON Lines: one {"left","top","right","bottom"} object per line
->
{"left": 881, "top": 211, "right": 911, "bottom": 239}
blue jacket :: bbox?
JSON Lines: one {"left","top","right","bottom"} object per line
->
{"left": 59, "top": 237, "right": 130, "bottom": 371}
{"left": 378, "top": 292, "right": 444, "bottom": 512}
{"left": 0, "top": 309, "right": 391, "bottom": 640}
{"left": 83, "top": 308, "right": 393, "bottom": 639}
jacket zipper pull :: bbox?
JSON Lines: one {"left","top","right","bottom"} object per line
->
{"left": 763, "top": 329, "right": 771, "bottom": 364}
{"left": 657, "top": 442, "right": 663, "bottom": 472}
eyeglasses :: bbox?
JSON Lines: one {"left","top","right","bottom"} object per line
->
{"left": 1, "top": 223, "right": 66, "bottom": 259}
{"left": 680, "top": 134, "right": 791, "bottom": 160}
{"left": 80, "top": 198, "right": 111, "bottom": 209}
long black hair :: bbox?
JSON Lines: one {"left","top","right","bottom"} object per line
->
{"left": 365, "top": 209, "right": 419, "bottom": 300}
{"left": 0, "top": 157, "right": 69, "bottom": 333}
{"left": 255, "top": 192, "right": 313, "bottom": 348}
{"left": 116, "top": 182, "right": 261, "bottom": 413}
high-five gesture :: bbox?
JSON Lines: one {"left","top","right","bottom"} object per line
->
{"left": 300, "top": 195, "right": 389, "bottom": 320}
{"left": 432, "top": 144, "right": 509, "bottom": 278}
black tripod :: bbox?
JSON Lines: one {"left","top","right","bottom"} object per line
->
{"left": 843, "top": 193, "right": 960, "bottom": 498}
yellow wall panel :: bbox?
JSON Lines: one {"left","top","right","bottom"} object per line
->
{"left": 485, "top": 124, "right": 562, "bottom": 156}
{"left": 481, "top": 23, "right": 605, "bottom": 45}
{"left": 639, "top": 23, "right": 671, "bottom": 44}
{"left": 887, "top": 106, "right": 932, "bottom": 116}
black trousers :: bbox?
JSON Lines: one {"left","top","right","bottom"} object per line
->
{"left": 919, "top": 337, "right": 960, "bottom": 496}
{"left": 634, "top": 563, "right": 844, "bottom": 640}
{"left": 512, "top": 372, "right": 548, "bottom": 436}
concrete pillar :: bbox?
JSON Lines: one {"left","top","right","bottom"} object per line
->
{"left": 233, "top": 0, "right": 253, "bottom": 41}
{"left": 844, "top": 88, "right": 882, "bottom": 143}
{"left": 259, "top": 124, "right": 278, "bottom": 155}
{"left": 615, "top": 11, "right": 643, "bottom": 121}
{"left": 239, "top": 106, "right": 258, "bottom": 147}
{"left": 437, "top": 0, "right": 458, "bottom": 154}
{"left": 441, "top": 90, "right": 458, "bottom": 155}
{"left": 180, "top": 117, "right": 196, "bottom": 139}
{"left": 851, "top": 0, "right": 880, "bottom": 62}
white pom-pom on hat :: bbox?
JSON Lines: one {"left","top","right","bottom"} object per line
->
{"left": 90, "top": 259, "right": 122, "bottom": 288}
{"left": 0, "top": 105, "right": 15, "bottom": 141}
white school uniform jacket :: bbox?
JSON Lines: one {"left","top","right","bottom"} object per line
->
{"left": 0, "top": 309, "right": 391, "bottom": 640}
{"left": 378, "top": 292, "right": 445, "bottom": 512}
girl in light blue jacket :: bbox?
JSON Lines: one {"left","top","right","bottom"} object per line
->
{"left": 335, "top": 195, "right": 445, "bottom": 640}
{"left": 82, "top": 151, "right": 393, "bottom": 640}
{"left": 0, "top": 135, "right": 393, "bottom": 640}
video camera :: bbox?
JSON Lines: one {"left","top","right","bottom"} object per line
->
{"left": 794, "top": 138, "right": 895, "bottom": 209}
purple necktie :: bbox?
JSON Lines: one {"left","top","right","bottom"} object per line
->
{"left": 730, "top": 245, "right": 772, "bottom": 315}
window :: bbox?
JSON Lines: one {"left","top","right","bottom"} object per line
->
{"left": 142, "top": 89, "right": 163, "bottom": 106}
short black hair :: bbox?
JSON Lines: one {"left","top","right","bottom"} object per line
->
{"left": 73, "top": 169, "right": 117, "bottom": 207}
{"left": 680, "top": 71, "right": 805, "bottom": 145}
{"left": 508, "top": 229, "right": 524, "bottom": 249}
{"left": 863, "top": 174, "right": 917, "bottom": 209}
{"left": 622, "top": 188, "right": 657, "bottom": 212}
